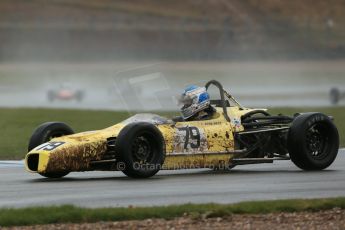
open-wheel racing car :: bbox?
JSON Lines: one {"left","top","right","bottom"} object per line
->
{"left": 47, "top": 84, "right": 84, "bottom": 102}
{"left": 25, "top": 80, "right": 339, "bottom": 178}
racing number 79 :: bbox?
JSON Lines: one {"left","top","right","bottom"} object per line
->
{"left": 178, "top": 126, "right": 201, "bottom": 149}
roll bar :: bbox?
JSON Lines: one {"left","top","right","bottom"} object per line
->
{"left": 205, "top": 80, "right": 231, "bottom": 122}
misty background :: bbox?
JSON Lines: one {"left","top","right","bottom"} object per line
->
{"left": 0, "top": 0, "right": 345, "bottom": 111}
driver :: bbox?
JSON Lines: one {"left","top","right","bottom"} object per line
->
{"left": 178, "top": 85, "right": 216, "bottom": 121}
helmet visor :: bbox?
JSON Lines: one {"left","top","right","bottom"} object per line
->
{"left": 177, "top": 94, "right": 194, "bottom": 109}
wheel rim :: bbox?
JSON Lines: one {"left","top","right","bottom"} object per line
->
{"left": 306, "top": 123, "right": 329, "bottom": 160}
{"left": 131, "top": 135, "right": 154, "bottom": 164}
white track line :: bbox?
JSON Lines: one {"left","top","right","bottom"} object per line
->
{"left": 0, "top": 160, "right": 24, "bottom": 168}
{"left": 0, "top": 160, "right": 24, "bottom": 164}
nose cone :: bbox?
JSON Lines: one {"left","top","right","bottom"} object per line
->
{"left": 25, "top": 151, "right": 50, "bottom": 173}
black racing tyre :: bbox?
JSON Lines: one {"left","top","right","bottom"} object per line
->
{"left": 38, "top": 171, "right": 69, "bottom": 179}
{"left": 28, "top": 122, "right": 74, "bottom": 178}
{"left": 330, "top": 88, "right": 340, "bottom": 105}
{"left": 115, "top": 122, "right": 165, "bottom": 178}
{"left": 288, "top": 113, "right": 339, "bottom": 170}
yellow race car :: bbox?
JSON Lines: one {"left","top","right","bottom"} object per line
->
{"left": 25, "top": 80, "right": 339, "bottom": 178}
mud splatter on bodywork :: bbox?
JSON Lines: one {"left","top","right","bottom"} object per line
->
{"left": 45, "top": 141, "right": 107, "bottom": 172}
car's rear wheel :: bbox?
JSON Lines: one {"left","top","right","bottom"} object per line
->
{"left": 288, "top": 113, "right": 339, "bottom": 170}
{"left": 28, "top": 122, "right": 74, "bottom": 178}
{"left": 115, "top": 122, "right": 165, "bottom": 178}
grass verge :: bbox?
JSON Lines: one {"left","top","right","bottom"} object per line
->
{"left": 0, "top": 107, "right": 344, "bottom": 159}
{"left": 1, "top": 197, "right": 345, "bottom": 227}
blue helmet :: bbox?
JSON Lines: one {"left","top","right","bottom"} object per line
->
{"left": 179, "top": 85, "right": 210, "bottom": 119}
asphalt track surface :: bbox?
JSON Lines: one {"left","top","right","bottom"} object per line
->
{"left": 1, "top": 150, "right": 344, "bottom": 208}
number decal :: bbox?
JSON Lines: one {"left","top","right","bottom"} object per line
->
{"left": 35, "top": 142, "right": 65, "bottom": 151}
{"left": 177, "top": 126, "right": 201, "bottom": 150}
{"left": 174, "top": 126, "right": 207, "bottom": 154}
{"left": 177, "top": 127, "right": 189, "bottom": 149}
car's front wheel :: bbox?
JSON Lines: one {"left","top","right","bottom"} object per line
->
{"left": 288, "top": 113, "right": 339, "bottom": 170}
{"left": 28, "top": 122, "right": 74, "bottom": 178}
{"left": 115, "top": 122, "right": 165, "bottom": 178}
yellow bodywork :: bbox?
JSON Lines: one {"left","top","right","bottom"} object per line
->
{"left": 25, "top": 107, "right": 260, "bottom": 174}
